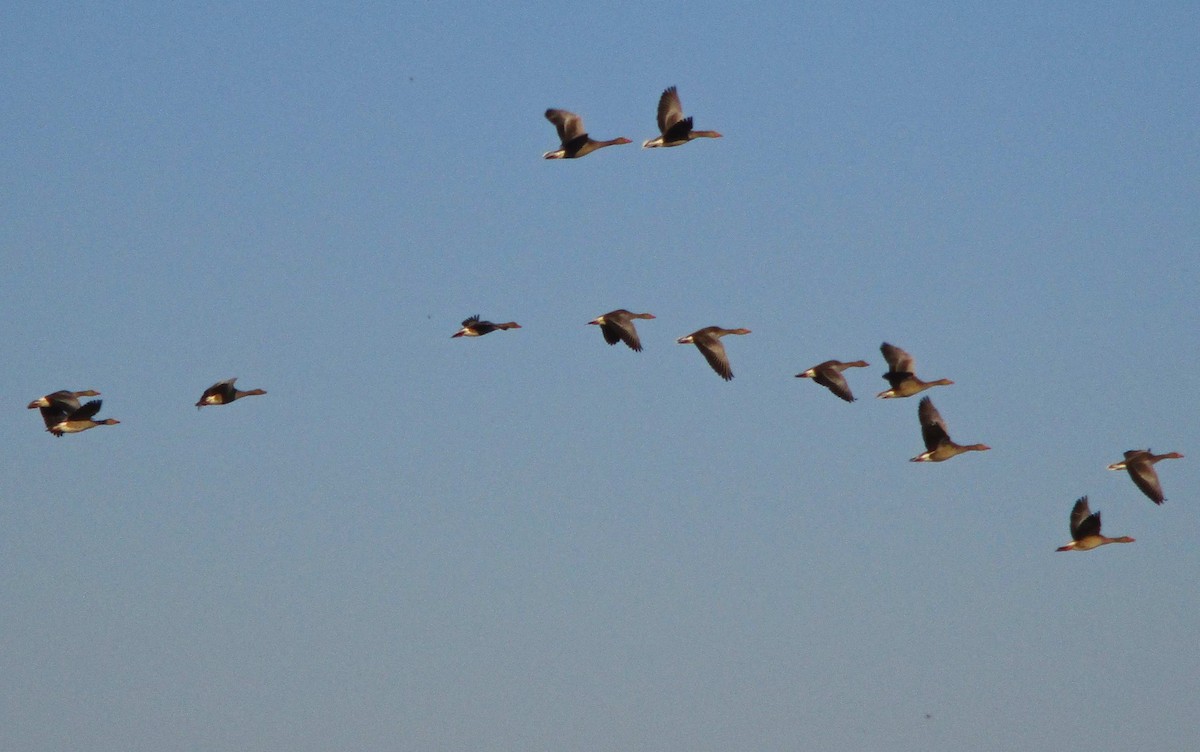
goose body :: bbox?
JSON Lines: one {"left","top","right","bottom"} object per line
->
{"left": 642, "top": 86, "right": 722, "bottom": 148}
{"left": 28, "top": 389, "right": 101, "bottom": 430}
{"left": 196, "top": 377, "right": 267, "bottom": 408}
{"left": 796, "top": 360, "right": 869, "bottom": 402}
{"left": 452, "top": 315, "right": 522, "bottom": 338}
{"left": 588, "top": 310, "right": 655, "bottom": 352}
{"left": 877, "top": 342, "right": 954, "bottom": 398}
{"left": 910, "top": 397, "right": 989, "bottom": 462}
{"left": 1107, "top": 449, "right": 1183, "bottom": 504}
{"left": 543, "top": 109, "right": 631, "bottom": 159}
{"left": 1056, "top": 496, "right": 1134, "bottom": 551}
{"left": 47, "top": 399, "right": 119, "bottom": 436}
{"left": 677, "top": 326, "right": 751, "bottom": 381}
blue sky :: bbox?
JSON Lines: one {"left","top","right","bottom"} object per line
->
{"left": 3, "top": 3, "right": 1198, "bottom": 750}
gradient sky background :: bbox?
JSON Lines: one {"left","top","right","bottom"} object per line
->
{"left": 3, "top": 3, "right": 1199, "bottom": 751}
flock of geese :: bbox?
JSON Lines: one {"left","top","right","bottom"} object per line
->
{"left": 540, "top": 87, "right": 1186, "bottom": 553}
{"left": 23, "top": 318, "right": 1185, "bottom": 553}
{"left": 25, "top": 87, "right": 1183, "bottom": 554}
{"left": 453, "top": 310, "right": 1179, "bottom": 553}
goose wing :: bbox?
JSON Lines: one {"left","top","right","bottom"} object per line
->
{"left": 202, "top": 378, "right": 238, "bottom": 403}
{"left": 663, "top": 117, "right": 694, "bottom": 144}
{"left": 1070, "top": 497, "right": 1101, "bottom": 540}
{"left": 598, "top": 321, "right": 624, "bottom": 346}
{"left": 1124, "top": 453, "right": 1166, "bottom": 504}
{"left": 813, "top": 364, "right": 855, "bottom": 402}
{"left": 656, "top": 87, "right": 685, "bottom": 134}
{"left": 880, "top": 341, "right": 916, "bottom": 379}
{"left": 607, "top": 314, "right": 643, "bottom": 351}
{"left": 68, "top": 399, "right": 103, "bottom": 422}
{"left": 918, "top": 396, "right": 950, "bottom": 450}
{"left": 35, "top": 392, "right": 82, "bottom": 429}
{"left": 545, "top": 109, "right": 585, "bottom": 143}
{"left": 694, "top": 335, "right": 733, "bottom": 380}
{"left": 39, "top": 404, "right": 71, "bottom": 429}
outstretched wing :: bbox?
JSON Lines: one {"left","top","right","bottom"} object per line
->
{"left": 663, "top": 116, "right": 694, "bottom": 144}
{"left": 918, "top": 397, "right": 949, "bottom": 451}
{"left": 814, "top": 366, "right": 855, "bottom": 402}
{"left": 1070, "top": 497, "right": 1101, "bottom": 540}
{"left": 607, "top": 319, "right": 642, "bottom": 352}
{"left": 36, "top": 392, "right": 81, "bottom": 429}
{"left": 656, "top": 86, "right": 685, "bottom": 134}
{"left": 1126, "top": 457, "right": 1165, "bottom": 504}
{"left": 545, "top": 109, "right": 584, "bottom": 143}
{"left": 880, "top": 342, "right": 915, "bottom": 372}
{"left": 203, "top": 378, "right": 238, "bottom": 402}
{"left": 695, "top": 337, "right": 733, "bottom": 381}
{"left": 599, "top": 321, "right": 623, "bottom": 346}
{"left": 68, "top": 399, "right": 103, "bottom": 421}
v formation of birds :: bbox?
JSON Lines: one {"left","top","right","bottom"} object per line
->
{"left": 26, "top": 87, "right": 1182, "bottom": 552}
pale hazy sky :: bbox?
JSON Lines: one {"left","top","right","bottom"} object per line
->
{"left": 3, "top": 3, "right": 1198, "bottom": 751}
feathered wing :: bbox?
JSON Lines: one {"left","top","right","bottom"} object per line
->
{"left": 656, "top": 87, "right": 684, "bottom": 134}
{"left": 1126, "top": 458, "right": 1166, "bottom": 504}
{"left": 37, "top": 393, "right": 82, "bottom": 429}
{"left": 609, "top": 319, "right": 642, "bottom": 351}
{"left": 1070, "top": 497, "right": 1101, "bottom": 540}
{"left": 881, "top": 342, "right": 916, "bottom": 384}
{"left": 545, "top": 109, "right": 584, "bottom": 143}
{"left": 695, "top": 338, "right": 733, "bottom": 380}
{"left": 918, "top": 397, "right": 951, "bottom": 451}
{"left": 69, "top": 399, "right": 103, "bottom": 422}
{"left": 202, "top": 378, "right": 238, "bottom": 403}
{"left": 813, "top": 366, "right": 855, "bottom": 402}
{"left": 663, "top": 117, "right": 694, "bottom": 144}
{"left": 38, "top": 404, "right": 72, "bottom": 429}
{"left": 599, "top": 322, "right": 623, "bottom": 346}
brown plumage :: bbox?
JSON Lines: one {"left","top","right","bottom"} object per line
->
{"left": 642, "top": 86, "right": 723, "bottom": 148}
{"left": 1107, "top": 449, "right": 1184, "bottom": 505}
{"left": 795, "top": 360, "right": 869, "bottom": 402}
{"left": 910, "top": 397, "right": 990, "bottom": 462}
{"left": 1056, "top": 496, "right": 1135, "bottom": 551}
{"left": 195, "top": 378, "right": 267, "bottom": 408}
{"left": 543, "top": 109, "right": 632, "bottom": 159}
{"left": 28, "top": 389, "right": 101, "bottom": 430}
{"left": 46, "top": 399, "right": 120, "bottom": 436}
{"left": 877, "top": 342, "right": 954, "bottom": 398}
{"left": 677, "top": 326, "right": 751, "bottom": 381}
{"left": 452, "top": 315, "right": 522, "bottom": 338}
{"left": 588, "top": 310, "right": 655, "bottom": 352}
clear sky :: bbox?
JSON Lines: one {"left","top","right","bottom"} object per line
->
{"left": 3, "top": 3, "right": 1198, "bottom": 750}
